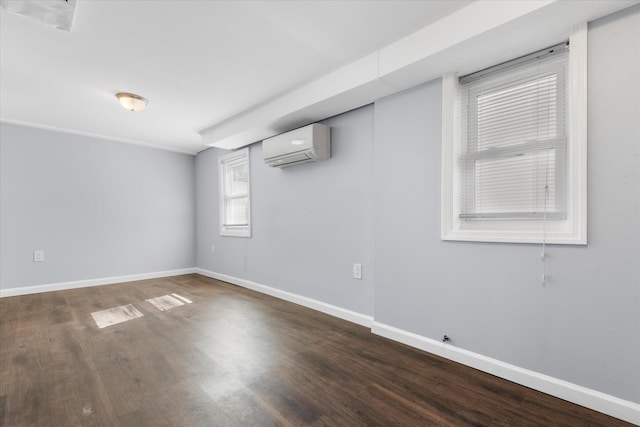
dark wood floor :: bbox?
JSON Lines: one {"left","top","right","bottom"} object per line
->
{"left": 0, "top": 274, "right": 632, "bottom": 426}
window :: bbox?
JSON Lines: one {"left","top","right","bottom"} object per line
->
{"left": 219, "top": 148, "right": 251, "bottom": 237}
{"left": 441, "top": 25, "right": 587, "bottom": 244}
{"left": 460, "top": 45, "right": 567, "bottom": 220}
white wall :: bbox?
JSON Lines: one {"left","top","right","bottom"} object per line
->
{"left": 0, "top": 124, "right": 196, "bottom": 290}
{"left": 0, "top": 2, "right": 635, "bottom": 418}
{"left": 196, "top": 106, "right": 374, "bottom": 316}
{"left": 195, "top": 5, "right": 639, "bottom": 406}
{"left": 374, "top": 6, "right": 638, "bottom": 404}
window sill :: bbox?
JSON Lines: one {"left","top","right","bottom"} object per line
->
{"left": 220, "top": 227, "right": 251, "bottom": 238}
{"left": 442, "top": 227, "right": 586, "bottom": 245}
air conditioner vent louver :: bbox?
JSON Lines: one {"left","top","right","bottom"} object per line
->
{"left": 263, "top": 124, "right": 330, "bottom": 168}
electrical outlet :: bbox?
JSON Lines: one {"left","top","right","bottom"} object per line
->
{"left": 353, "top": 263, "right": 362, "bottom": 279}
{"left": 211, "top": 244, "right": 216, "bottom": 254}
{"left": 33, "top": 250, "right": 45, "bottom": 262}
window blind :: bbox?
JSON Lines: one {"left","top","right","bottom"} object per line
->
{"left": 222, "top": 156, "right": 249, "bottom": 226}
{"left": 459, "top": 43, "right": 568, "bottom": 220}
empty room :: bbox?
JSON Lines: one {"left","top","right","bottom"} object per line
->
{"left": 1, "top": 1, "right": 639, "bottom": 426}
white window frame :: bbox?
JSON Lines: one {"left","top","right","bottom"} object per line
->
{"left": 219, "top": 148, "right": 251, "bottom": 238}
{"left": 441, "top": 24, "right": 587, "bottom": 245}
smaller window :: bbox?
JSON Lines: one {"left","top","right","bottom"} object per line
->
{"left": 219, "top": 148, "right": 251, "bottom": 237}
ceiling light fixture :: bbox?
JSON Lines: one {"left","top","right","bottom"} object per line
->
{"left": 116, "top": 92, "right": 148, "bottom": 112}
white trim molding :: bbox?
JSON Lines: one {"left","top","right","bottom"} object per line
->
{"left": 2, "top": 267, "right": 636, "bottom": 423}
{"left": 0, "top": 268, "right": 197, "bottom": 298}
{"left": 371, "top": 321, "right": 640, "bottom": 425}
{"left": 218, "top": 147, "right": 252, "bottom": 238}
{"left": 195, "top": 269, "right": 637, "bottom": 423}
{"left": 567, "top": 22, "right": 589, "bottom": 245}
{"left": 440, "top": 72, "right": 460, "bottom": 242}
{"left": 441, "top": 24, "right": 588, "bottom": 245}
{"left": 195, "top": 268, "right": 373, "bottom": 327}
{"left": 0, "top": 119, "right": 199, "bottom": 155}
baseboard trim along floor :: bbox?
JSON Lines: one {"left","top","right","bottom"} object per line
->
{"left": 195, "top": 268, "right": 374, "bottom": 328}
{"left": 0, "top": 268, "right": 197, "bottom": 298}
{"left": 370, "top": 322, "right": 640, "bottom": 425}
{"left": 2, "top": 268, "right": 638, "bottom": 424}
{"left": 196, "top": 268, "right": 640, "bottom": 425}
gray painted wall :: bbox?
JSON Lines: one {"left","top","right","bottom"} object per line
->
{"left": 195, "top": 5, "right": 639, "bottom": 403}
{"left": 196, "top": 105, "right": 374, "bottom": 315}
{"left": 0, "top": 3, "right": 635, "bottom": 408}
{"left": 373, "top": 6, "right": 639, "bottom": 403}
{"left": 0, "top": 124, "right": 195, "bottom": 289}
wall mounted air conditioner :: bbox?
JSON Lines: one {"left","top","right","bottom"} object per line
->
{"left": 263, "top": 123, "right": 330, "bottom": 168}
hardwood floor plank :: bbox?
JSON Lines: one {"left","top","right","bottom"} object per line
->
{"left": 0, "top": 274, "right": 633, "bottom": 426}
{"left": 249, "top": 368, "right": 324, "bottom": 425}
{"left": 0, "top": 395, "right": 6, "bottom": 427}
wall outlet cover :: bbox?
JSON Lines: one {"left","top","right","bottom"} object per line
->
{"left": 33, "top": 250, "right": 45, "bottom": 262}
{"left": 353, "top": 263, "right": 362, "bottom": 279}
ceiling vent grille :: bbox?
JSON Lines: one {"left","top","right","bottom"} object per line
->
{"left": 0, "top": 0, "right": 76, "bottom": 32}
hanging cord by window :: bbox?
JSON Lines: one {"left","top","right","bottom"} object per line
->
{"left": 541, "top": 178, "right": 549, "bottom": 286}
{"left": 538, "top": 67, "right": 551, "bottom": 287}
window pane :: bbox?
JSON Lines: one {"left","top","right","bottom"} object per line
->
{"left": 229, "top": 162, "right": 248, "bottom": 195}
{"left": 225, "top": 196, "right": 248, "bottom": 225}
{"left": 459, "top": 50, "right": 568, "bottom": 219}
{"left": 474, "top": 74, "right": 558, "bottom": 151}
{"left": 218, "top": 147, "right": 251, "bottom": 237}
{"left": 474, "top": 149, "right": 556, "bottom": 214}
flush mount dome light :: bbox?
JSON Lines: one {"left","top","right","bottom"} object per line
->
{"left": 116, "top": 93, "right": 148, "bottom": 112}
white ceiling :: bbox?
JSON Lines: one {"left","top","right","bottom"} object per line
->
{"left": 0, "top": 0, "right": 471, "bottom": 154}
{"left": 1, "top": 0, "right": 637, "bottom": 155}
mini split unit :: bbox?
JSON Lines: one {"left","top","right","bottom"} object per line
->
{"left": 263, "top": 124, "right": 331, "bottom": 168}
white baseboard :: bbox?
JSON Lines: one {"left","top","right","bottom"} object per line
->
{"left": 4, "top": 267, "right": 636, "bottom": 424}
{"left": 0, "top": 268, "right": 197, "bottom": 298}
{"left": 371, "top": 321, "right": 640, "bottom": 425}
{"left": 194, "top": 268, "right": 373, "bottom": 328}
{"left": 194, "top": 268, "right": 638, "bottom": 424}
